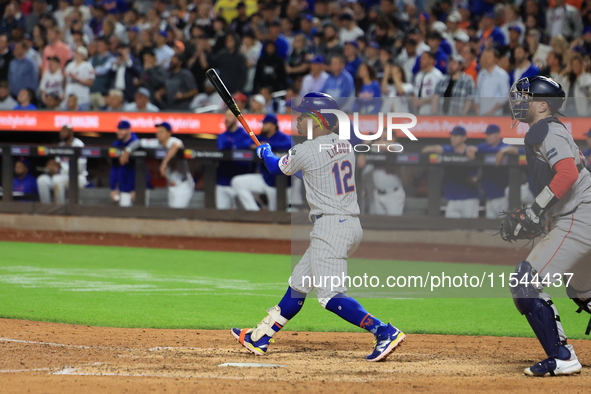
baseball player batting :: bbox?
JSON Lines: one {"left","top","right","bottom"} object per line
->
{"left": 231, "top": 92, "right": 405, "bottom": 361}
{"left": 505, "top": 76, "right": 591, "bottom": 376}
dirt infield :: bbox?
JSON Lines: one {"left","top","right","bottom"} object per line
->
{"left": 1, "top": 319, "right": 591, "bottom": 393}
{"left": 0, "top": 227, "right": 577, "bottom": 393}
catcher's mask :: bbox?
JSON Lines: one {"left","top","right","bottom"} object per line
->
{"left": 509, "top": 76, "right": 565, "bottom": 128}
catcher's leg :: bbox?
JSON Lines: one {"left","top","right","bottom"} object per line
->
{"left": 511, "top": 260, "right": 581, "bottom": 376}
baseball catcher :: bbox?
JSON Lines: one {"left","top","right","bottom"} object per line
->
{"left": 505, "top": 76, "right": 591, "bottom": 376}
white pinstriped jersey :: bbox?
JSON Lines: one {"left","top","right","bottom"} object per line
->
{"left": 278, "top": 133, "right": 360, "bottom": 217}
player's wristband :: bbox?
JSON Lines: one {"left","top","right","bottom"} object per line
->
{"left": 261, "top": 149, "right": 283, "bottom": 176}
{"left": 531, "top": 186, "right": 559, "bottom": 217}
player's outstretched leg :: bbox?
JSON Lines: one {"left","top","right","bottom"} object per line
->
{"left": 324, "top": 294, "right": 405, "bottom": 362}
{"left": 231, "top": 287, "right": 306, "bottom": 355}
{"left": 512, "top": 261, "right": 581, "bottom": 376}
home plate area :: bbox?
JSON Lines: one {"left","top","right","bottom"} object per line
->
{"left": 2, "top": 320, "right": 591, "bottom": 393}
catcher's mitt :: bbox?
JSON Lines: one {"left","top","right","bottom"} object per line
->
{"left": 499, "top": 208, "right": 545, "bottom": 243}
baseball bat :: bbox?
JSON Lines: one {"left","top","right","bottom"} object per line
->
{"left": 206, "top": 68, "right": 261, "bottom": 147}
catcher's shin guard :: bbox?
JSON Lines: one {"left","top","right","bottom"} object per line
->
{"left": 512, "top": 261, "right": 570, "bottom": 360}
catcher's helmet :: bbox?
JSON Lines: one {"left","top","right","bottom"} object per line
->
{"left": 291, "top": 92, "right": 340, "bottom": 130}
{"left": 509, "top": 76, "right": 565, "bottom": 127}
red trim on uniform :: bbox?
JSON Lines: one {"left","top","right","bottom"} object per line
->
{"left": 539, "top": 213, "right": 574, "bottom": 275}
{"left": 274, "top": 322, "right": 283, "bottom": 329}
{"left": 359, "top": 313, "right": 371, "bottom": 328}
{"left": 550, "top": 158, "right": 579, "bottom": 199}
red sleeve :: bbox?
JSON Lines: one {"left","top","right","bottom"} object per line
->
{"left": 549, "top": 158, "right": 579, "bottom": 199}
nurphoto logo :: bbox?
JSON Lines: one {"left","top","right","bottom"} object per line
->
{"left": 307, "top": 110, "right": 418, "bottom": 153}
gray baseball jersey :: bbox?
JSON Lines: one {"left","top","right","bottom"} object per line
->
{"left": 278, "top": 133, "right": 362, "bottom": 305}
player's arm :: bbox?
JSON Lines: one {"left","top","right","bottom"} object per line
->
{"left": 529, "top": 131, "right": 579, "bottom": 218}
{"left": 160, "top": 140, "right": 183, "bottom": 176}
{"left": 257, "top": 143, "right": 306, "bottom": 177}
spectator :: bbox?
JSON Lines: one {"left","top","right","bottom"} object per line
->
{"left": 89, "top": 37, "right": 115, "bottom": 110}
{"left": 139, "top": 49, "right": 166, "bottom": 100}
{"left": 230, "top": 2, "right": 251, "bottom": 38}
{"left": 42, "top": 26, "right": 72, "bottom": 72}
{"left": 542, "top": 51, "right": 565, "bottom": 82}
{"left": 66, "top": 0, "right": 92, "bottom": 24}
{"left": 26, "top": 0, "right": 48, "bottom": 35}
{"left": 433, "top": 55, "right": 474, "bottom": 116}
{"left": 240, "top": 31, "right": 262, "bottom": 92}
{"left": 365, "top": 41, "right": 382, "bottom": 76}
{"left": 353, "top": 63, "right": 381, "bottom": 114}
{"left": 318, "top": 23, "right": 342, "bottom": 58}
{"left": 412, "top": 31, "right": 449, "bottom": 75}
{"left": 0, "top": 80, "right": 16, "bottom": 109}
{"left": 453, "top": 31, "right": 470, "bottom": 56}
{"left": 381, "top": 63, "right": 414, "bottom": 113}
{"left": 0, "top": 3, "right": 26, "bottom": 37}
{"left": 111, "top": 43, "right": 142, "bottom": 103}
{"left": 231, "top": 114, "right": 291, "bottom": 211}
{"left": 154, "top": 30, "right": 175, "bottom": 69}
{"left": 249, "top": 93, "right": 266, "bottom": 114}
{"left": 510, "top": 44, "right": 540, "bottom": 86}
{"left": 546, "top": 0, "right": 583, "bottom": 42}
{"left": 285, "top": 33, "right": 310, "bottom": 88}
{"left": 0, "top": 34, "right": 12, "bottom": 80}
{"left": 300, "top": 55, "right": 329, "bottom": 97}
{"left": 44, "top": 93, "right": 62, "bottom": 110}
{"left": 446, "top": 11, "right": 465, "bottom": 41}
{"left": 263, "top": 19, "right": 289, "bottom": 61}
{"left": 216, "top": 109, "right": 254, "bottom": 210}
{"left": 501, "top": 5, "right": 525, "bottom": 45}
{"left": 13, "top": 158, "right": 38, "bottom": 200}
{"left": 322, "top": 54, "right": 355, "bottom": 109}
{"left": 64, "top": 94, "right": 81, "bottom": 111}
{"left": 159, "top": 54, "right": 198, "bottom": 111}
{"left": 396, "top": 38, "right": 419, "bottom": 82}
{"left": 109, "top": 120, "right": 149, "bottom": 207}
{"left": 258, "top": 86, "right": 276, "bottom": 114}
{"left": 299, "top": 14, "right": 317, "bottom": 45}
{"left": 479, "top": 11, "right": 506, "bottom": 51}
{"left": 422, "top": 126, "right": 479, "bottom": 218}
{"left": 233, "top": 92, "right": 248, "bottom": 112}
{"left": 501, "top": 25, "right": 522, "bottom": 62}
{"left": 8, "top": 41, "right": 38, "bottom": 99}
{"left": 64, "top": 46, "right": 95, "bottom": 110}
{"left": 205, "top": 33, "right": 248, "bottom": 94}
{"left": 339, "top": 12, "right": 364, "bottom": 44}
{"left": 562, "top": 55, "right": 591, "bottom": 117}
{"left": 412, "top": 52, "right": 443, "bottom": 115}
{"left": 527, "top": 29, "right": 552, "bottom": 69}
{"left": 105, "top": 89, "right": 124, "bottom": 111}
{"left": 461, "top": 46, "right": 478, "bottom": 83}
{"left": 14, "top": 88, "right": 37, "bottom": 110}
{"left": 37, "top": 125, "right": 88, "bottom": 204}
{"left": 40, "top": 56, "right": 64, "bottom": 107}
{"left": 475, "top": 49, "right": 510, "bottom": 116}
{"left": 253, "top": 41, "right": 287, "bottom": 93}
{"left": 344, "top": 40, "right": 362, "bottom": 78}
{"left": 123, "top": 87, "right": 159, "bottom": 112}
{"left": 23, "top": 34, "right": 41, "bottom": 71}
{"left": 120, "top": 122, "right": 195, "bottom": 209}
{"left": 53, "top": 0, "right": 70, "bottom": 30}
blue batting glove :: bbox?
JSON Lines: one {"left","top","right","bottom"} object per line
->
{"left": 256, "top": 143, "right": 272, "bottom": 159}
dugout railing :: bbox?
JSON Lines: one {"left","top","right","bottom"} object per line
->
{"left": 0, "top": 144, "right": 529, "bottom": 230}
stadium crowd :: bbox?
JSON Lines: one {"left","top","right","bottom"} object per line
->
{"left": 0, "top": 0, "right": 588, "bottom": 115}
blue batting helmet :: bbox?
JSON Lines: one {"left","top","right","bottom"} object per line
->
{"left": 291, "top": 92, "right": 340, "bottom": 130}
{"left": 510, "top": 76, "right": 565, "bottom": 126}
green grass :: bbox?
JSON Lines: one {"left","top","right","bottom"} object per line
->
{"left": 0, "top": 241, "right": 590, "bottom": 339}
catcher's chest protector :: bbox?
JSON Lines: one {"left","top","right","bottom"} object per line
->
{"left": 525, "top": 118, "right": 563, "bottom": 195}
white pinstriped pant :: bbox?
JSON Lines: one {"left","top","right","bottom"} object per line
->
{"left": 289, "top": 215, "right": 363, "bottom": 307}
